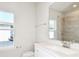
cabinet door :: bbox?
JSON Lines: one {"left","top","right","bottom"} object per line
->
{"left": 35, "top": 46, "right": 56, "bottom": 57}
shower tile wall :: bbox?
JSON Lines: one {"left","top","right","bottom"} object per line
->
{"left": 63, "top": 10, "right": 79, "bottom": 42}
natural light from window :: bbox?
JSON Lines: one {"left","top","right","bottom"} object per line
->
{"left": 49, "top": 19, "right": 56, "bottom": 39}
{"left": 0, "top": 11, "right": 14, "bottom": 47}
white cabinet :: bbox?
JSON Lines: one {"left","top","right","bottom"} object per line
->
{"left": 34, "top": 44, "right": 58, "bottom": 57}
{"left": 35, "top": 47, "right": 52, "bottom": 57}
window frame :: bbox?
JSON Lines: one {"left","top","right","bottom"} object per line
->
{"left": 0, "top": 11, "right": 15, "bottom": 47}
{"left": 48, "top": 18, "right": 57, "bottom": 40}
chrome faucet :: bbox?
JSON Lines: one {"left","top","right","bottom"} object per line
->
{"left": 62, "top": 41, "right": 71, "bottom": 48}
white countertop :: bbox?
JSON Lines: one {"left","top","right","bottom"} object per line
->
{"left": 35, "top": 40, "right": 79, "bottom": 57}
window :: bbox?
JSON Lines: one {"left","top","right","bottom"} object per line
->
{"left": 0, "top": 11, "right": 14, "bottom": 47}
{"left": 49, "top": 19, "right": 56, "bottom": 39}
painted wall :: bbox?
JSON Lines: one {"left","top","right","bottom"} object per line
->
{"left": 36, "top": 2, "right": 50, "bottom": 42}
{"left": 0, "top": 2, "right": 36, "bottom": 51}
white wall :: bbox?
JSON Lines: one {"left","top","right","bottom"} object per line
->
{"left": 36, "top": 2, "right": 53, "bottom": 42}
{"left": 14, "top": 3, "right": 36, "bottom": 51}
{"left": 0, "top": 2, "right": 36, "bottom": 51}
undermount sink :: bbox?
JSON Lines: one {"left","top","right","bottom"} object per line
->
{"left": 35, "top": 40, "right": 79, "bottom": 57}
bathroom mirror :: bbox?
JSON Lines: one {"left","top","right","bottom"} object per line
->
{"left": 49, "top": 2, "right": 79, "bottom": 43}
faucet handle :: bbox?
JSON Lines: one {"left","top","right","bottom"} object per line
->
{"left": 62, "top": 41, "right": 71, "bottom": 48}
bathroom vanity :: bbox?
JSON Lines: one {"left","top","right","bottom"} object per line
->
{"left": 34, "top": 40, "right": 79, "bottom": 57}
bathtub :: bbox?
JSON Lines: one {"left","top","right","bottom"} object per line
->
{"left": 0, "top": 46, "right": 23, "bottom": 57}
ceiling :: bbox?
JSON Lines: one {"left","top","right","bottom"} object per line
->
{"left": 50, "top": 2, "right": 79, "bottom": 13}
